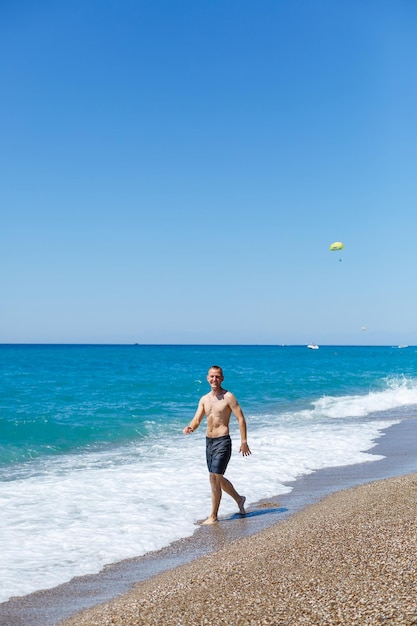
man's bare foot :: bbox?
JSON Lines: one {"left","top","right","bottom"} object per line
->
{"left": 238, "top": 496, "right": 246, "bottom": 515}
{"left": 201, "top": 515, "right": 218, "bottom": 525}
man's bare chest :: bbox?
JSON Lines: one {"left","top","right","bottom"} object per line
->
{"left": 205, "top": 395, "right": 230, "bottom": 418}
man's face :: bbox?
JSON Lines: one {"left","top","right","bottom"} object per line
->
{"left": 207, "top": 369, "right": 224, "bottom": 389}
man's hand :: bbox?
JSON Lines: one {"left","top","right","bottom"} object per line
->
{"left": 240, "top": 442, "right": 251, "bottom": 456}
{"left": 183, "top": 426, "right": 193, "bottom": 434}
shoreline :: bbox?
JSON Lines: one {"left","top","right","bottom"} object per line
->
{"left": 1, "top": 417, "right": 416, "bottom": 626}
{"left": 59, "top": 472, "right": 417, "bottom": 626}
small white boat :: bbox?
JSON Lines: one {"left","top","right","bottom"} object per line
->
{"left": 307, "top": 343, "right": 319, "bottom": 350}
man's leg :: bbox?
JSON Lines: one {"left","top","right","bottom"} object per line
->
{"left": 202, "top": 472, "right": 222, "bottom": 525}
{"left": 220, "top": 476, "right": 246, "bottom": 514}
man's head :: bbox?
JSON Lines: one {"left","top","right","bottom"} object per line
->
{"left": 207, "top": 365, "right": 224, "bottom": 388}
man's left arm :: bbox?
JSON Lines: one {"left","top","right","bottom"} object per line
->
{"left": 228, "top": 394, "right": 251, "bottom": 456}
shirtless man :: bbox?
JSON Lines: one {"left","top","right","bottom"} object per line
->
{"left": 183, "top": 365, "right": 251, "bottom": 525}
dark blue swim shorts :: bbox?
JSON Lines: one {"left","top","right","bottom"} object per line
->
{"left": 206, "top": 435, "right": 232, "bottom": 475}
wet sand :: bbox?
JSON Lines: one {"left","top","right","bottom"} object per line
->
{"left": 1, "top": 418, "right": 416, "bottom": 626}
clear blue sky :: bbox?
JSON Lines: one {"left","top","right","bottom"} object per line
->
{"left": 2, "top": 0, "right": 417, "bottom": 345}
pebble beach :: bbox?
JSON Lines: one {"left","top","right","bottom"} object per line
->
{"left": 59, "top": 473, "right": 417, "bottom": 626}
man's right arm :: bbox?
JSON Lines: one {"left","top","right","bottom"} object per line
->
{"left": 183, "top": 398, "right": 205, "bottom": 434}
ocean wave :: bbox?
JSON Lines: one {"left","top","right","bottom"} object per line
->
{"left": 302, "top": 375, "right": 417, "bottom": 421}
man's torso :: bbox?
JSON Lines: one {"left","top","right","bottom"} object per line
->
{"left": 203, "top": 389, "right": 232, "bottom": 438}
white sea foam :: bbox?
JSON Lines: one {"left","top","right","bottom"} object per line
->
{"left": 284, "top": 375, "right": 417, "bottom": 422}
{"left": 0, "top": 409, "right": 399, "bottom": 602}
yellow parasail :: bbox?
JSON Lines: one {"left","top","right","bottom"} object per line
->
{"left": 329, "top": 241, "right": 344, "bottom": 251}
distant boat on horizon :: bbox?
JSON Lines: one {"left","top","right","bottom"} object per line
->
{"left": 307, "top": 343, "right": 319, "bottom": 350}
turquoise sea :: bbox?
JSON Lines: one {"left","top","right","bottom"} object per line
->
{"left": 1, "top": 344, "right": 417, "bottom": 602}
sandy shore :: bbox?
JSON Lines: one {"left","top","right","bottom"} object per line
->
{"left": 58, "top": 473, "right": 417, "bottom": 626}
